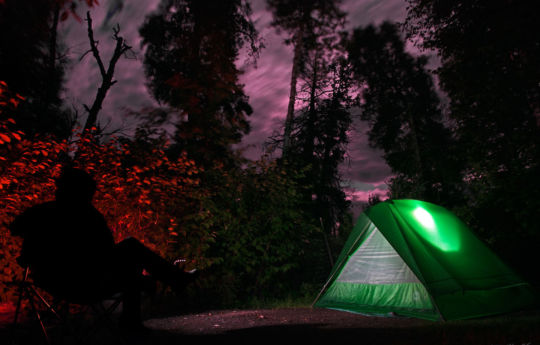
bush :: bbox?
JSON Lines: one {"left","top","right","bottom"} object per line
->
{"left": 0, "top": 81, "right": 206, "bottom": 302}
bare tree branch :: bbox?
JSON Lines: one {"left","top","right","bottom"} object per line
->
{"left": 86, "top": 11, "right": 106, "bottom": 77}
{"left": 79, "top": 49, "right": 93, "bottom": 62}
{"left": 83, "top": 11, "right": 133, "bottom": 132}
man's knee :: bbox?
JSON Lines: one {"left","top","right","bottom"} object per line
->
{"left": 118, "top": 237, "right": 143, "bottom": 249}
{"left": 115, "top": 237, "right": 147, "bottom": 259}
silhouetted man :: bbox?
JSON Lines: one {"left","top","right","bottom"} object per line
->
{"left": 10, "top": 167, "right": 195, "bottom": 331}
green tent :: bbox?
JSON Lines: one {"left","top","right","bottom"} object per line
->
{"left": 313, "top": 199, "right": 538, "bottom": 321}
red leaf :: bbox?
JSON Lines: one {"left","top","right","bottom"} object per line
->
{"left": 0, "top": 133, "right": 10, "bottom": 143}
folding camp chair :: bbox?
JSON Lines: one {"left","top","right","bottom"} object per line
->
{"left": 9, "top": 262, "right": 124, "bottom": 345}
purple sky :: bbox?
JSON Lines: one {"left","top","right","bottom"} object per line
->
{"left": 59, "top": 0, "right": 409, "bottom": 206}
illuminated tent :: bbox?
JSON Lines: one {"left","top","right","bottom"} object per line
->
{"left": 313, "top": 199, "right": 538, "bottom": 321}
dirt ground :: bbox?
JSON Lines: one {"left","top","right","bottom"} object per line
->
{"left": 143, "top": 308, "right": 540, "bottom": 345}
{"left": 3, "top": 306, "right": 540, "bottom": 345}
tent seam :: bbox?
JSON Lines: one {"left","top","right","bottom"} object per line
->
{"left": 383, "top": 202, "right": 446, "bottom": 321}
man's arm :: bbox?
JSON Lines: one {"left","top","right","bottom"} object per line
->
{"left": 9, "top": 203, "right": 53, "bottom": 238}
{"left": 93, "top": 207, "right": 116, "bottom": 247}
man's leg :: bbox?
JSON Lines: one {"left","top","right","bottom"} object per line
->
{"left": 109, "top": 246, "right": 143, "bottom": 328}
{"left": 114, "top": 237, "right": 196, "bottom": 294}
{"left": 111, "top": 237, "right": 198, "bottom": 328}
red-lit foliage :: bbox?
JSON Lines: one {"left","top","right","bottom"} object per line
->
{"left": 0, "top": 81, "right": 207, "bottom": 303}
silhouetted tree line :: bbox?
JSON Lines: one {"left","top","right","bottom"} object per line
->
{"left": 343, "top": 0, "right": 539, "bottom": 287}
{"left": 402, "top": 0, "right": 540, "bottom": 286}
{"left": 1, "top": 0, "right": 539, "bottom": 306}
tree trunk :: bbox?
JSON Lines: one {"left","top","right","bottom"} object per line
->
{"left": 83, "top": 12, "right": 130, "bottom": 131}
{"left": 85, "top": 84, "right": 111, "bottom": 131}
{"left": 282, "top": 29, "right": 304, "bottom": 159}
{"left": 45, "top": 3, "right": 60, "bottom": 106}
{"left": 303, "top": 53, "right": 319, "bottom": 162}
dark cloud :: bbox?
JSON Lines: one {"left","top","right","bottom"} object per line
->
{"left": 60, "top": 0, "right": 408, "bottom": 203}
{"left": 343, "top": 0, "right": 408, "bottom": 29}
{"left": 342, "top": 118, "right": 392, "bottom": 182}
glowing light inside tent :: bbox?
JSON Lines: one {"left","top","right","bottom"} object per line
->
{"left": 411, "top": 206, "right": 460, "bottom": 252}
{"left": 413, "top": 207, "right": 435, "bottom": 230}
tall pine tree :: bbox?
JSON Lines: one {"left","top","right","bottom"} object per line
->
{"left": 347, "top": 22, "right": 461, "bottom": 205}
{"left": 140, "top": 0, "right": 262, "bottom": 169}
{"left": 0, "top": 0, "right": 73, "bottom": 138}
{"left": 404, "top": 0, "right": 540, "bottom": 285}
{"left": 266, "top": 0, "right": 345, "bottom": 158}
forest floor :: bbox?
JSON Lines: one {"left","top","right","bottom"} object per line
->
{"left": 1, "top": 304, "right": 540, "bottom": 345}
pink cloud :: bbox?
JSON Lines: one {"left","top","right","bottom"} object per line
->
{"left": 344, "top": 187, "right": 388, "bottom": 204}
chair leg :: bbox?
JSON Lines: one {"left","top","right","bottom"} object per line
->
{"left": 11, "top": 273, "right": 126, "bottom": 345}
{"left": 30, "top": 285, "right": 62, "bottom": 321}
{"left": 10, "top": 267, "right": 64, "bottom": 345}
{"left": 12, "top": 286, "right": 24, "bottom": 328}
{"left": 10, "top": 282, "right": 25, "bottom": 344}
{"left": 60, "top": 298, "right": 126, "bottom": 345}
{"left": 86, "top": 298, "right": 123, "bottom": 336}
{"left": 12, "top": 267, "right": 29, "bottom": 327}
{"left": 28, "top": 293, "right": 51, "bottom": 345}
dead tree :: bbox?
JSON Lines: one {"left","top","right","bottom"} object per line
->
{"left": 82, "top": 11, "right": 131, "bottom": 132}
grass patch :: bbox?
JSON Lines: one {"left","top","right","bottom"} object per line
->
{"left": 239, "top": 294, "right": 316, "bottom": 310}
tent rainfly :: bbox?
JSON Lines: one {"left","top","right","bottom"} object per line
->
{"left": 313, "top": 199, "right": 539, "bottom": 321}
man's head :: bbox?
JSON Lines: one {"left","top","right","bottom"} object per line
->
{"left": 55, "top": 167, "right": 97, "bottom": 204}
